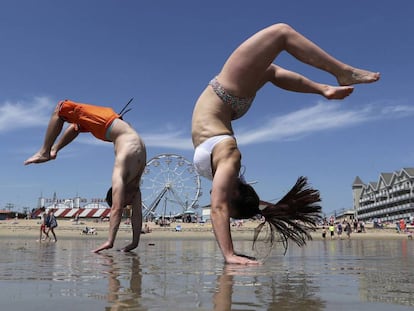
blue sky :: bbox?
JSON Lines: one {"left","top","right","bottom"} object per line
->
{"left": 1, "top": 0, "right": 413, "bottom": 216}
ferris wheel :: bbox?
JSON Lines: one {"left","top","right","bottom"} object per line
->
{"left": 140, "top": 153, "right": 202, "bottom": 219}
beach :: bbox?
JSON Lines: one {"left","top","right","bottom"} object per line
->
{"left": 0, "top": 218, "right": 411, "bottom": 241}
{"left": 1, "top": 218, "right": 414, "bottom": 310}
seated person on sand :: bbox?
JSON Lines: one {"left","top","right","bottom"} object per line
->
{"left": 142, "top": 223, "right": 151, "bottom": 234}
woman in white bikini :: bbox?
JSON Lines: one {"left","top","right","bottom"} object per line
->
{"left": 192, "top": 23, "right": 380, "bottom": 265}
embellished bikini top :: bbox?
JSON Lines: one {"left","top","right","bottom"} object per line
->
{"left": 209, "top": 77, "right": 255, "bottom": 120}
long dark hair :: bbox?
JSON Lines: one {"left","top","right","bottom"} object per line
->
{"left": 230, "top": 182, "right": 260, "bottom": 219}
{"left": 232, "top": 176, "right": 322, "bottom": 254}
{"left": 106, "top": 187, "right": 113, "bottom": 207}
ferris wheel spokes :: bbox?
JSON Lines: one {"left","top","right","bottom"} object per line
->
{"left": 140, "top": 153, "right": 202, "bottom": 218}
{"left": 168, "top": 187, "right": 190, "bottom": 213}
{"left": 142, "top": 186, "right": 168, "bottom": 219}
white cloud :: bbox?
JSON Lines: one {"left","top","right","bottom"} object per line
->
{"left": 76, "top": 130, "right": 193, "bottom": 150}
{"left": 139, "top": 131, "right": 193, "bottom": 150}
{"left": 0, "top": 97, "right": 54, "bottom": 132}
{"left": 380, "top": 104, "right": 414, "bottom": 116}
{"left": 4, "top": 97, "right": 414, "bottom": 151}
{"left": 236, "top": 101, "right": 414, "bottom": 145}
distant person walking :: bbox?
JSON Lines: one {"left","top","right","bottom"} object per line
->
{"left": 329, "top": 224, "right": 335, "bottom": 239}
{"left": 359, "top": 221, "right": 366, "bottom": 233}
{"left": 337, "top": 222, "right": 343, "bottom": 239}
{"left": 345, "top": 221, "right": 352, "bottom": 239}
{"left": 399, "top": 219, "right": 406, "bottom": 233}
{"left": 38, "top": 207, "right": 49, "bottom": 242}
{"left": 46, "top": 209, "right": 58, "bottom": 242}
{"left": 353, "top": 219, "right": 358, "bottom": 233}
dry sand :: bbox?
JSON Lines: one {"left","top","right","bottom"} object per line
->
{"left": 1, "top": 218, "right": 412, "bottom": 241}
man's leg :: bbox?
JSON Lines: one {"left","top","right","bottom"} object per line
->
{"left": 24, "top": 104, "right": 64, "bottom": 165}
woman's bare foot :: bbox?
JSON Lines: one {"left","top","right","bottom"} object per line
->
{"left": 50, "top": 147, "right": 58, "bottom": 160}
{"left": 322, "top": 85, "right": 354, "bottom": 100}
{"left": 24, "top": 152, "right": 51, "bottom": 165}
{"left": 337, "top": 67, "right": 380, "bottom": 86}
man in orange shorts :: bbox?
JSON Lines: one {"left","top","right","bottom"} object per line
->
{"left": 25, "top": 99, "right": 146, "bottom": 253}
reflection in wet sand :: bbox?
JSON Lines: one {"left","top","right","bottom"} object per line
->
{"left": 101, "top": 253, "right": 144, "bottom": 311}
{"left": 212, "top": 264, "right": 325, "bottom": 311}
{"left": 0, "top": 238, "right": 413, "bottom": 310}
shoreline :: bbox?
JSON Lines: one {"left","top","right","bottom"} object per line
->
{"left": 1, "top": 219, "right": 412, "bottom": 241}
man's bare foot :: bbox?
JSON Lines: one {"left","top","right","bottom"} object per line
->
{"left": 322, "top": 85, "right": 354, "bottom": 100}
{"left": 337, "top": 68, "right": 380, "bottom": 86}
{"left": 24, "top": 152, "right": 51, "bottom": 165}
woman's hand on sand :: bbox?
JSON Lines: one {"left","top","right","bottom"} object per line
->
{"left": 225, "top": 253, "right": 261, "bottom": 265}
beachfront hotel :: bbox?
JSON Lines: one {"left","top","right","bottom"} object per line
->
{"left": 352, "top": 167, "right": 414, "bottom": 223}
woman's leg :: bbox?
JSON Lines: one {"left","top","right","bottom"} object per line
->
{"left": 269, "top": 65, "right": 354, "bottom": 100}
{"left": 50, "top": 228, "right": 57, "bottom": 241}
{"left": 219, "top": 23, "right": 379, "bottom": 95}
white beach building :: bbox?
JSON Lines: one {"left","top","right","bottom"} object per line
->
{"left": 352, "top": 167, "right": 414, "bottom": 223}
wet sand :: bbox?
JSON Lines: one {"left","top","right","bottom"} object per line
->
{"left": 1, "top": 229, "right": 413, "bottom": 310}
